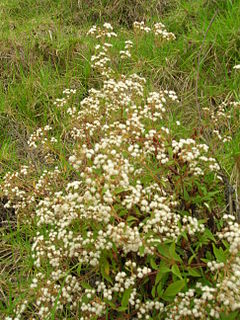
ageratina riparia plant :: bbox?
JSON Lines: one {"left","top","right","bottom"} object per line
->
{"left": 2, "top": 22, "right": 240, "bottom": 320}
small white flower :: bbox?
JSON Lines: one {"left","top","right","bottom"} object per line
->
{"left": 233, "top": 64, "right": 240, "bottom": 70}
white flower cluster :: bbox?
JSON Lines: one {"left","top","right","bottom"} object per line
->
{"left": 219, "top": 214, "right": 240, "bottom": 254}
{"left": 133, "top": 21, "right": 151, "bottom": 33}
{"left": 172, "top": 138, "right": 220, "bottom": 175}
{"left": 2, "top": 165, "right": 61, "bottom": 215}
{"left": 87, "top": 22, "right": 117, "bottom": 39}
{"left": 53, "top": 88, "right": 76, "bottom": 107}
{"left": 207, "top": 260, "right": 225, "bottom": 271}
{"left": 90, "top": 42, "right": 113, "bottom": 77}
{"left": 107, "top": 222, "right": 143, "bottom": 254}
{"left": 120, "top": 40, "right": 133, "bottom": 59}
{"left": 27, "top": 124, "right": 53, "bottom": 149}
{"left": 153, "top": 22, "right": 176, "bottom": 40}
{"left": 133, "top": 21, "right": 176, "bottom": 41}
{"left": 26, "top": 124, "right": 60, "bottom": 163}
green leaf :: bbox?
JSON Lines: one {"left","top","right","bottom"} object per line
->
{"left": 155, "top": 266, "right": 170, "bottom": 285}
{"left": 187, "top": 267, "right": 201, "bottom": 277}
{"left": 127, "top": 216, "right": 138, "bottom": 223}
{"left": 150, "top": 258, "right": 158, "bottom": 270}
{"left": 77, "top": 263, "right": 82, "bottom": 275}
{"left": 206, "top": 250, "right": 214, "bottom": 261}
{"left": 157, "top": 282, "right": 163, "bottom": 296}
{"left": 163, "top": 280, "right": 185, "bottom": 298}
{"left": 212, "top": 244, "right": 227, "bottom": 263}
{"left": 151, "top": 286, "right": 156, "bottom": 298}
{"left": 117, "top": 306, "right": 128, "bottom": 312}
{"left": 157, "top": 244, "right": 171, "bottom": 259}
{"left": 204, "top": 228, "right": 216, "bottom": 242}
{"left": 100, "top": 257, "right": 112, "bottom": 283}
{"left": 139, "top": 245, "right": 145, "bottom": 255}
{"left": 171, "top": 264, "right": 182, "bottom": 279}
{"left": 115, "top": 187, "right": 130, "bottom": 195}
{"left": 121, "top": 288, "right": 132, "bottom": 308}
{"left": 159, "top": 261, "right": 171, "bottom": 273}
{"left": 181, "top": 230, "right": 188, "bottom": 241}
{"left": 169, "top": 242, "right": 182, "bottom": 262}
{"left": 134, "top": 206, "right": 141, "bottom": 216}
{"left": 188, "top": 253, "right": 197, "bottom": 265}
{"left": 81, "top": 282, "right": 92, "bottom": 289}
{"left": 168, "top": 147, "right": 173, "bottom": 159}
{"left": 222, "top": 240, "right": 230, "bottom": 249}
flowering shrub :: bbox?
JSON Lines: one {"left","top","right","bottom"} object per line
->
{"left": 2, "top": 22, "right": 240, "bottom": 320}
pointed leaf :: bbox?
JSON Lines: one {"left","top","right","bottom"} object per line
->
{"left": 163, "top": 280, "right": 185, "bottom": 298}
{"left": 171, "top": 264, "right": 182, "bottom": 279}
{"left": 121, "top": 288, "right": 132, "bottom": 308}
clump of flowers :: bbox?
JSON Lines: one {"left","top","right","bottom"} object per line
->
{"left": 53, "top": 88, "right": 76, "bottom": 107}
{"left": 2, "top": 22, "right": 240, "bottom": 320}
{"left": 133, "top": 21, "right": 176, "bottom": 41}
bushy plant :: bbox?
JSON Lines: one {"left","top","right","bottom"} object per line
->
{"left": 2, "top": 22, "right": 240, "bottom": 320}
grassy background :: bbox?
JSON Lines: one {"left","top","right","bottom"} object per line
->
{"left": 0, "top": 0, "right": 240, "bottom": 316}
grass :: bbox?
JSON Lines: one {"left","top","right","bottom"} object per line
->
{"left": 0, "top": 0, "right": 240, "bottom": 318}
